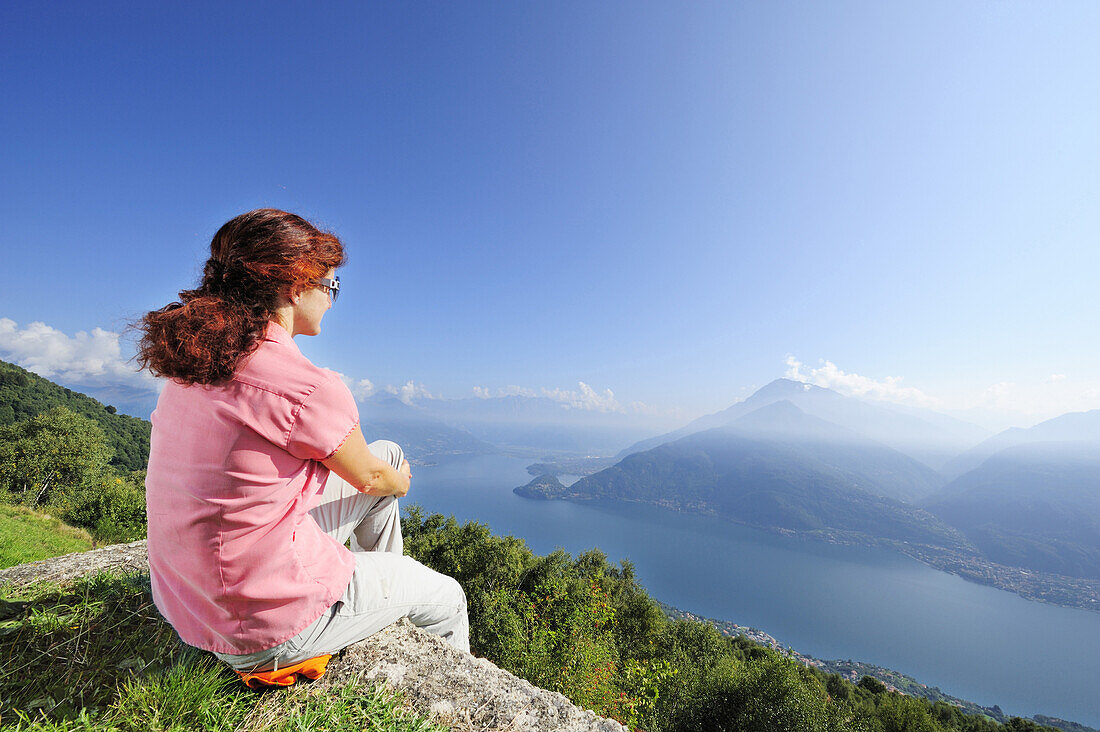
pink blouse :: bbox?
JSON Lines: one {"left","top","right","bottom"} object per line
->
{"left": 146, "top": 321, "right": 359, "bottom": 654}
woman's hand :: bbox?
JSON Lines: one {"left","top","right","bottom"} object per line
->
{"left": 322, "top": 426, "right": 410, "bottom": 496}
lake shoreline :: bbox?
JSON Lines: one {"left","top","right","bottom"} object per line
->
{"left": 518, "top": 490, "right": 1100, "bottom": 614}
{"left": 659, "top": 601, "right": 1099, "bottom": 732}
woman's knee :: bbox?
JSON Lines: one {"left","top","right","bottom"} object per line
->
{"left": 367, "top": 440, "right": 405, "bottom": 469}
{"left": 447, "top": 575, "right": 468, "bottom": 610}
{"left": 422, "top": 563, "right": 466, "bottom": 611}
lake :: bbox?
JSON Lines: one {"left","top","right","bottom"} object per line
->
{"left": 408, "top": 453, "right": 1100, "bottom": 727}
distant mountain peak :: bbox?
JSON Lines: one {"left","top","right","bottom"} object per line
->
{"left": 751, "top": 378, "right": 818, "bottom": 399}
{"left": 616, "top": 376, "right": 986, "bottom": 471}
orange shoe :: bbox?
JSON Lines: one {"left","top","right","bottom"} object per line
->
{"left": 235, "top": 654, "right": 333, "bottom": 689}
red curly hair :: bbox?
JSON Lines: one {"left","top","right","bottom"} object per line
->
{"left": 138, "top": 209, "right": 346, "bottom": 385}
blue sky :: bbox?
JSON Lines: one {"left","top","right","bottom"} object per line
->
{"left": 2, "top": 1, "right": 1099, "bottom": 428}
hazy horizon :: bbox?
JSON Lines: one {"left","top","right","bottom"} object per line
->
{"left": 1, "top": 331, "right": 1093, "bottom": 436}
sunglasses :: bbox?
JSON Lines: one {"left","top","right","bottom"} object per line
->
{"left": 314, "top": 276, "right": 340, "bottom": 302}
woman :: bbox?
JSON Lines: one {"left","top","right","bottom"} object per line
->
{"left": 139, "top": 209, "right": 468, "bottom": 678}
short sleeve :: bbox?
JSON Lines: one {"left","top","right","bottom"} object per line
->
{"left": 286, "top": 373, "right": 360, "bottom": 460}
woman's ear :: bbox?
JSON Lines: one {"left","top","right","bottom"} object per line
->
{"left": 277, "top": 284, "right": 300, "bottom": 308}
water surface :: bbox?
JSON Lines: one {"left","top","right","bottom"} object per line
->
{"left": 410, "top": 454, "right": 1100, "bottom": 726}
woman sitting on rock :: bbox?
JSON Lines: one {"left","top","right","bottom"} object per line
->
{"left": 138, "top": 209, "right": 468, "bottom": 679}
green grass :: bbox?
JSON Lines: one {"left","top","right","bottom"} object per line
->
{"left": 0, "top": 572, "right": 448, "bottom": 731}
{"left": 0, "top": 505, "right": 94, "bottom": 570}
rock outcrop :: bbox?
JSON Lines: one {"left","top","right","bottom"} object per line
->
{"left": 0, "top": 543, "right": 627, "bottom": 732}
{"left": 0, "top": 539, "right": 150, "bottom": 586}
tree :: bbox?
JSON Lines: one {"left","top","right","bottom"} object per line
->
{"left": 0, "top": 407, "right": 113, "bottom": 508}
{"left": 825, "top": 673, "right": 851, "bottom": 702}
{"left": 672, "top": 654, "right": 857, "bottom": 732}
{"left": 875, "top": 693, "right": 942, "bottom": 732}
{"left": 858, "top": 675, "right": 887, "bottom": 695}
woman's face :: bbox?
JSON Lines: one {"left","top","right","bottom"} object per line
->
{"left": 293, "top": 267, "right": 335, "bottom": 337}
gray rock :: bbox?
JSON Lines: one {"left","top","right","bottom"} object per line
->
{"left": 323, "top": 618, "right": 627, "bottom": 731}
{"left": 0, "top": 543, "right": 628, "bottom": 732}
{"left": 0, "top": 539, "right": 150, "bottom": 587}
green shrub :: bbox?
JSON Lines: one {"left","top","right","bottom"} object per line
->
{"left": 520, "top": 574, "right": 619, "bottom": 714}
{"left": 615, "top": 657, "right": 678, "bottom": 730}
{"left": 875, "top": 692, "right": 942, "bottom": 732}
{"left": 58, "top": 472, "right": 147, "bottom": 544}
{"left": 859, "top": 675, "right": 888, "bottom": 695}
{"left": 673, "top": 654, "right": 858, "bottom": 732}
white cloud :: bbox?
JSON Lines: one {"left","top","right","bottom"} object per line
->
{"left": 465, "top": 380, "right": 634, "bottom": 412}
{"left": 0, "top": 317, "right": 158, "bottom": 392}
{"left": 1046, "top": 373, "right": 1066, "bottom": 384}
{"left": 337, "top": 373, "right": 375, "bottom": 401}
{"left": 471, "top": 382, "right": 658, "bottom": 415}
{"left": 784, "top": 355, "right": 944, "bottom": 409}
{"left": 541, "top": 381, "right": 623, "bottom": 413}
{"left": 385, "top": 380, "right": 436, "bottom": 405}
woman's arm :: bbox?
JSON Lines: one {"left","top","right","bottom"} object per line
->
{"left": 322, "top": 426, "right": 411, "bottom": 496}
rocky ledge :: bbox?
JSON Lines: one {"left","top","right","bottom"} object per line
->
{"left": 0, "top": 542, "right": 626, "bottom": 732}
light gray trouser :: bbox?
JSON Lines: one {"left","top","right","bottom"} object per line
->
{"left": 215, "top": 440, "right": 469, "bottom": 672}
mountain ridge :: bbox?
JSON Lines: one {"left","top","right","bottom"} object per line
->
{"left": 617, "top": 378, "right": 989, "bottom": 471}
{"left": 520, "top": 401, "right": 966, "bottom": 549}
{"left": 925, "top": 441, "right": 1100, "bottom": 579}
{"left": 0, "top": 358, "right": 151, "bottom": 473}
{"left": 940, "top": 409, "right": 1100, "bottom": 481}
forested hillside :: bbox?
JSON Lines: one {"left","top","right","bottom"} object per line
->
{"left": 925, "top": 442, "right": 1100, "bottom": 579}
{"left": 0, "top": 358, "right": 150, "bottom": 473}
{"left": 523, "top": 406, "right": 969, "bottom": 550}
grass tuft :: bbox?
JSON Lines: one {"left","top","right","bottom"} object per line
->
{"left": 0, "top": 573, "right": 448, "bottom": 731}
